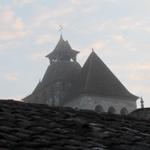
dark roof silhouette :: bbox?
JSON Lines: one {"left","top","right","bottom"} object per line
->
{"left": 46, "top": 35, "right": 79, "bottom": 60}
{"left": 78, "top": 51, "right": 138, "bottom": 100}
{"left": 0, "top": 100, "right": 150, "bottom": 150}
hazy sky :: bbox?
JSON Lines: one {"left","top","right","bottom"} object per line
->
{"left": 0, "top": 0, "right": 150, "bottom": 107}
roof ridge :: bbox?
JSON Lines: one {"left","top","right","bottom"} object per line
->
{"left": 84, "top": 51, "right": 95, "bottom": 91}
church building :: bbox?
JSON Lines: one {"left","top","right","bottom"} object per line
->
{"left": 23, "top": 35, "right": 138, "bottom": 115}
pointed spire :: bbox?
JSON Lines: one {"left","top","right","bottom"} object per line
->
{"left": 46, "top": 35, "right": 79, "bottom": 63}
{"left": 78, "top": 51, "right": 138, "bottom": 100}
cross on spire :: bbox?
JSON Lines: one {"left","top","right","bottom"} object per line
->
{"left": 140, "top": 97, "right": 144, "bottom": 108}
{"left": 59, "top": 25, "right": 63, "bottom": 35}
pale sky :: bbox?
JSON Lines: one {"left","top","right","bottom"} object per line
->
{"left": 0, "top": 0, "right": 150, "bottom": 108}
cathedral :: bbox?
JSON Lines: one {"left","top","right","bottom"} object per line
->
{"left": 23, "top": 35, "right": 138, "bottom": 115}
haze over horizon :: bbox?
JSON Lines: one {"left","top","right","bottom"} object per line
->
{"left": 0, "top": 0, "right": 150, "bottom": 107}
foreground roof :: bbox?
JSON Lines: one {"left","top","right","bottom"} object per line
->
{"left": 78, "top": 51, "right": 138, "bottom": 100}
{"left": 0, "top": 100, "right": 150, "bottom": 150}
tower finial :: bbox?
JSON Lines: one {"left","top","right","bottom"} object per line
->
{"left": 140, "top": 97, "right": 144, "bottom": 109}
{"left": 59, "top": 25, "right": 63, "bottom": 36}
{"left": 92, "top": 48, "right": 94, "bottom": 52}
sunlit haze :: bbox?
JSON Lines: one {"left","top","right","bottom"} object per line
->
{"left": 0, "top": 0, "right": 150, "bottom": 107}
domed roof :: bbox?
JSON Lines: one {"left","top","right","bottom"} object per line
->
{"left": 33, "top": 61, "right": 81, "bottom": 93}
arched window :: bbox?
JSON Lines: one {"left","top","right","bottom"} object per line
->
{"left": 108, "top": 106, "right": 116, "bottom": 114}
{"left": 95, "top": 105, "right": 104, "bottom": 113}
{"left": 120, "top": 107, "right": 128, "bottom": 115}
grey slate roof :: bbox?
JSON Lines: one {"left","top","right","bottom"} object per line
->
{"left": 0, "top": 100, "right": 150, "bottom": 150}
{"left": 33, "top": 61, "right": 81, "bottom": 93}
{"left": 78, "top": 51, "right": 138, "bottom": 100}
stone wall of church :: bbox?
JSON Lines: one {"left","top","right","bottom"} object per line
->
{"left": 46, "top": 81, "right": 72, "bottom": 106}
{"left": 64, "top": 95, "right": 137, "bottom": 114}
